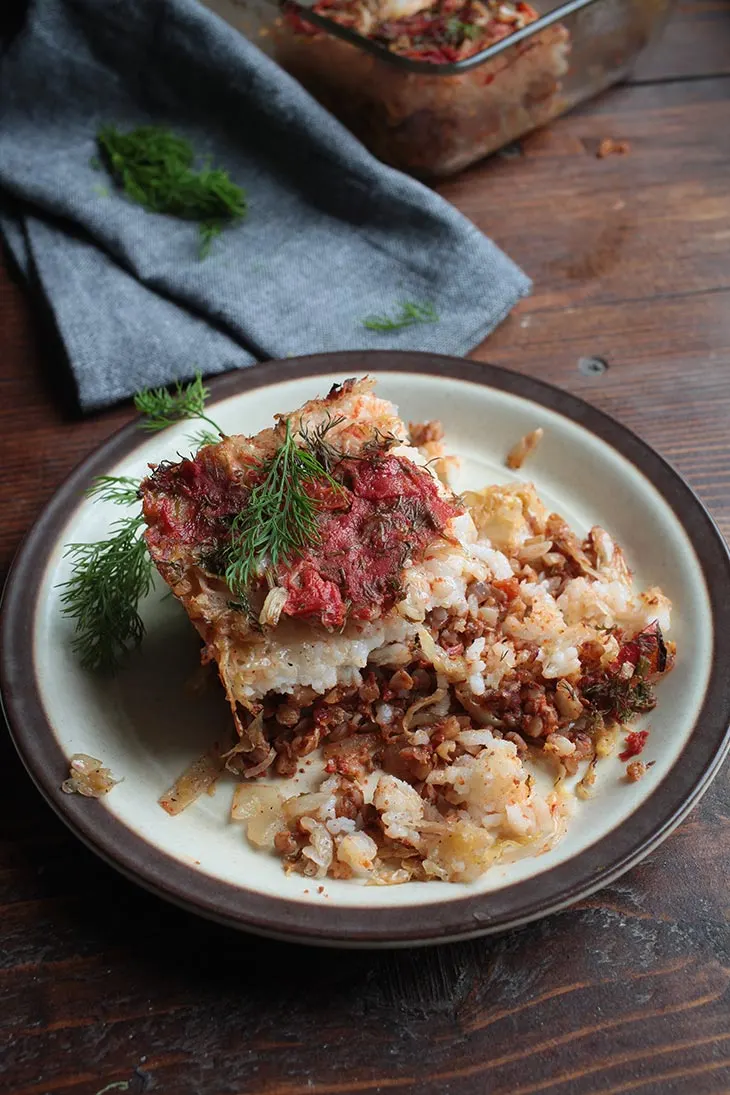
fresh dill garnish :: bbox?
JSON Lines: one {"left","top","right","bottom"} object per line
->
{"left": 198, "top": 221, "right": 224, "bottom": 260}
{"left": 361, "top": 427, "right": 402, "bottom": 458}
{"left": 61, "top": 374, "right": 224, "bottom": 671}
{"left": 88, "top": 476, "right": 141, "bottom": 506}
{"left": 299, "top": 417, "right": 401, "bottom": 471}
{"left": 134, "top": 371, "right": 223, "bottom": 437}
{"left": 59, "top": 515, "right": 154, "bottom": 672}
{"left": 187, "top": 426, "right": 222, "bottom": 451}
{"left": 96, "top": 125, "right": 247, "bottom": 259}
{"left": 363, "top": 301, "right": 439, "bottom": 332}
{"left": 224, "top": 419, "right": 344, "bottom": 599}
{"left": 297, "top": 414, "right": 347, "bottom": 472}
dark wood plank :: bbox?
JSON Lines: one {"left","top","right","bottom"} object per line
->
{"left": 441, "top": 77, "right": 730, "bottom": 310}
{"left": 482, "top": 291, "right": 730, "bottom": 538}
{"left": 0, "top": 262, "right": 132, "bottom": 578}
{"left": 2, "top": 761, "right": 729, "bottom": 1095}
{"left": 444, "top": 76, "right": 730, "bottom": 541}
{"left": 630, "top": 0, "right": 730, "bottom": 82}
{"left": 2, "top": 3, "right": 730, "bottom": 1094}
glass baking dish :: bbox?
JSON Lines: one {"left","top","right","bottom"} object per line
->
{"left": 203, "top": 0, "right": 671, "bottom": 178}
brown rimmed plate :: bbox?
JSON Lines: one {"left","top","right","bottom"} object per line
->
{"left": 2, "top": 352, "right": 729, "bottom": 947}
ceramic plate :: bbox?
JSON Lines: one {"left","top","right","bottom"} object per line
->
{"left": 2, "top": 352, "right": 730, "bottom": 947}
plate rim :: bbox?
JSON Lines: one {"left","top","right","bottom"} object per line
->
{"left": 2, "top": 350, "right": 730, "bottom": 947}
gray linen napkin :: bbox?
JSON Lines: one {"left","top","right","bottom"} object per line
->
{"left": 0, "top": 0, "right": 530, "bottom": 411}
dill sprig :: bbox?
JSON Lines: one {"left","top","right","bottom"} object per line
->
{"left": 363, "top": 301, "right": 439, "bottom": 332}
{"left": 225, "top": 419, "right": 343, "bottom": 599}
{"left": 134, "top": 371, "right": 223, "bottom": 437}
{"left": 187, "top": 427, "right": 222, "bottom": 450}
{"left": 97, "top": 125, "right": 247, "bottom": 258}
{"left": 59, "top": 515, "right": 154, "bottom": 672}
{"left": 298, "top": 417, "right": 401, "bottom": 471}
{"left": 61, "top": 374, "right": 224, "bottom": 671}
{"left": 297, "top": 414, "right": 347, "bottom": 473}
{"left": 88, "top": 476, "right": 141, "bottom": 506}
{"left": 361, "top": 427, "right": 403, "bottom": 457}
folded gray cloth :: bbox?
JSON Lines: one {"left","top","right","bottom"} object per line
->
{"left": 0, "top": 0, "right": 530, "bottom": 411}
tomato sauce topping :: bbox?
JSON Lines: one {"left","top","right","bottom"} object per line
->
{"left": 142, "top": 445, "right": 461, "bottom": 629}
{"left": 282, "top": 0, "right": 537, "bottom": 64}
{"left": 141, "top": 453, "right": 251, "bottom": 553}
{"left": 280, "top": 454, "right": 462, "bottom": 628}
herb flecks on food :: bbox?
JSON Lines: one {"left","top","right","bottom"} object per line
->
{"left": 96, "top": 125, "right": 247, "bottom": 258}
{"left": 297, "top": 414, "right": 347, "bottom": 472}
{"left": 582, "top": 663, "right": 657, "bottom": 723}
{"left": 225, "top": 419, "right": 345, "bottom": 600}
{"left": 361, "top": 427, "right": 402, "bottom": 458}
{"left": 300, "top": 416, "right": 402, "bottom": 471}
{"left": 134, "top": 371, "right": 223, "bottom": 438}
{"left": 445, "top": 17, "right": 481, "bottom": 41}
{"left": 363, "top": 301, "right": 439, "bottom": 332}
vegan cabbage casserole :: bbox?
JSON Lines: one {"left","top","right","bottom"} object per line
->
{"left": 138, "top": 378, "right": 673, "bottom": 885}
{"left": 273, "top": 0, "right": 571, "bottom": 176}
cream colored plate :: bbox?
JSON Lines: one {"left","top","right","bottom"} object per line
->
{"left": 3, "top": 355, "right": 728, "bottom": 946}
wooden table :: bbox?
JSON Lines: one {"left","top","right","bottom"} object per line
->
{"left": 2, "top": 3, "right": 730, "bottom": 1093}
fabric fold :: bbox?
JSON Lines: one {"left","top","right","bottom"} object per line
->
{"left": 0, "top": 0, "right": 530, "bottom": 410}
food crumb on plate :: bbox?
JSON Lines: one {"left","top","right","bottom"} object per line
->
{"left": 61, "top": 754, "right": 119, "bottom": 798}
{"left": 506, "top": 427, "right": 544, "bottom": 469}
{"left": 619, "top": 729, "right": 650, "bottom": 761}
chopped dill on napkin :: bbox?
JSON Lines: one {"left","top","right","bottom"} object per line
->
{"left": 96, "top": 125, "right": 247, "bottom": 258}
{"left": 362, "top": 301, "right": 439, "bottom": 332}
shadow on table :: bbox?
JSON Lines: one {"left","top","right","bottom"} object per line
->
{"left": 1, "top": 703, "right": 546, "bottom": 1007}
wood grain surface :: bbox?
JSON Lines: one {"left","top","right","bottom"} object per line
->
{"left": 2, "top": 2, "right": 729, "bottom": 1094}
